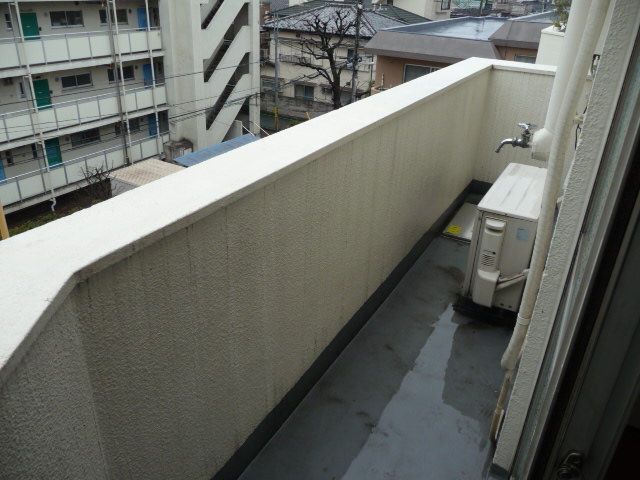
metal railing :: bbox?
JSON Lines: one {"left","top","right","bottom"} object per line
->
{"left": 0, "top": 84, "right": 166, "bottom": 142}
{"left": 0, "top": 132, "right": 169, "bottom": 205}
{"left": 0, "top": 27, "right": 162, "bottom": 69}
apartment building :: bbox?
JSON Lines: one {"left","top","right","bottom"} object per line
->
{"left": 0, "top": 0, "right": 260, "bottom": 213}
{"left": 261, "top": 2, "right": 426, "bottom": 129}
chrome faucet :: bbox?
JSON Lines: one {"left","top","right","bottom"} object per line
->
{"left": 495, "top": 123, "right": 537, "bottom": 153}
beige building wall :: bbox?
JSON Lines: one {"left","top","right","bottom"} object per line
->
{"left": 373, "top": 55, "right": 449, "bottom": 91}
{"left": 495, "top": 46, "right": 538, "bottom": 63}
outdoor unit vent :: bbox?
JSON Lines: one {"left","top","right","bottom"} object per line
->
{"left": 163, "top": 139, "right": 194, "bottom": 161}
{"left": 462, "top": 163, "right": 547, "bottom": 312}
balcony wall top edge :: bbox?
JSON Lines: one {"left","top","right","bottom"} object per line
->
{"left": 0, "top": 58, "right": 551, "bottom": 384}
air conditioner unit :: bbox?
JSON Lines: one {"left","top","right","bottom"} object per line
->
{"left": 462, "top": 163, "right": 547, "bottom": 312}
{"left": 163, "top": 139, "right": 193, "bottom": 161}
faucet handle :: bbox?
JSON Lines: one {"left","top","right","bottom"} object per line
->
{"left": 518, "top": 122, "right": 537, "bottom": 131}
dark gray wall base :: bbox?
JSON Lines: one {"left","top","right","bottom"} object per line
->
{"left": 488, "top": 463, "right": 510, "bottom": 479}
{"left": 211, "top": 181, "right": 478, "bottom": 480}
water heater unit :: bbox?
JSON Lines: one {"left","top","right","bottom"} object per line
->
{"left": 463, "top": 163, "right": 547, "bottom": 312}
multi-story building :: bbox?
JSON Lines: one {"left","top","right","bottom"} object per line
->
{"left": 2, "top": 1, "right": 639, "bottom": 479}
{"left": 0, "top": 0, "right": 260, "bottom": 213}
{"left": 378, "top": 0, "right": 452, "bottom": 20}
{"left": 366, "top": 12, "right": 552, "bottom": 92}
{"left": 261, "top": 1, "right": 426, "bottom": 129}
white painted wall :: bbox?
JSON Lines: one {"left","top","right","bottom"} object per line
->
{"left": 536, "top": 26, "right": 565, "bottom": 67}
{"left": 0, "top": 59, "right": 154, "bottom": 116}
{"left": 0, "top": 59, "right": 555, "bottom": 479}
{"left": 262, "top": 30, "right": 373, "bottom": 106}
{"left": 493, "top": 0, "right": 640, "bottom": 474}
{"left": 161, "top": 0, "right": 259, "bottom": 150}
{"left": 392, "top": 0, "right": 451, "bottom": 21}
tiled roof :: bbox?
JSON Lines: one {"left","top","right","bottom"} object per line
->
{"left": 265, "top": 4, "right": 405, "bottom": 38}
{"left": 375, "top": 5, "right": 430, "bottom": 24}
{"left": 271, "top": 1, "right": 428, "bottom": 25}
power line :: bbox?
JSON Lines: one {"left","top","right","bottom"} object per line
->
{"left": 0, "top": 59, "right": 265, "bottom": 109}
{"left": 1, "top": 68, "right": 328, "bottom": 135}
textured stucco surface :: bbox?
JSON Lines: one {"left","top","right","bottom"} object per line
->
{"left": 493, "top": 0, "right": 640, "bottom": 472}
{"left": 474, "top": 66, "right": 554, "bottom": 182}
{"left": 0, "top": 60, "right": 556, "bottom": 479}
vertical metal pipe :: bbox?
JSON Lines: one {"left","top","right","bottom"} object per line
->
{"left": 350, "top": 1, "right": 363, "bottom": 104}
{"left": 106, "top": 0, "right": 131, "bottom": 164}
{"left": 15, "top": 1, "right": 56, "bottom": 210}
{"left": 273, "top": 11, "right": 279, "bottom": 131}
{"left": 144, "top": 0, "right": 162, "bottom": 155}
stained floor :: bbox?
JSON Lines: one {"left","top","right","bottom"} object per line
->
{"left": 240, "top": 236, "right": 512, "bottom": 480}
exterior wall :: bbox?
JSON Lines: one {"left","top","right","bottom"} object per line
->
{"left": 261, "top": 30, "right": 374, "bottom": 122}
{"left": 0, "top": 59, "right": 556, "bottom": 479}
{"left": 536, "top": 26, "right": 564, "bottom": 66}
{"left": 0, "top": 59, "right": 154, "bottom": 116}
{"left": 392, "top": 0, "right": 452, "bottom": 21}
{"left": 0, "top": 0, "right": 260, "bottom": 210}
{"left": 474, "top": 65, "right": 554, "bottom": 182}
{"left": 1, "top": 1, "right": 154, "bottom": 37}
{"left": 0, "top": 1, "right": 162, "bottom": 72}
{"left": 493, "top": 0, "right": 640, "bottom": 474}
{"left": 1, "top": 119, "right": 161, "bottom": 179}
{"left": 161, "top": 0, "right": 260, "bottom": 149}
{"left": 373, "top": 55, "right": 450, "bottom": 91}
{"left": 496, "top": 46, "right": 538, "bottom": 62}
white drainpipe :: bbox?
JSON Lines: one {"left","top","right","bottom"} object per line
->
{"left": 491, "top": 0, "right": 612, "bottom": 441}
{"left": 531, "top": 0, "right": 593, "bottom": 161}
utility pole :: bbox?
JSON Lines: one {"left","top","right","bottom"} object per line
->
{"left": 273, "top": 10, "right": 280, "bottom": 131}
{"left": 0, "top": 200, "right": 9, "bottom": 240}
{"left": 350, "top": 0, "right": 363, "bottom": 104}
{"left": 478, "top": 0, "right": 485, "bottom": 16}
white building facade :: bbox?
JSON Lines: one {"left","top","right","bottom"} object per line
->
{"left": 0, "top": 0, "right": 260, "bottom": 212}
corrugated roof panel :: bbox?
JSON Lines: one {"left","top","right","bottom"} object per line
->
{"left": 174, "top": 134, "right": 259, "bottom": 168}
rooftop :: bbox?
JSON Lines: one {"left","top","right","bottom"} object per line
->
{"left": 489, "top": 11, "right": 555, "bottom": 49}
{"left": 385, "top": 17, "right": 508, "bottom": 41}
{"left": 271, "top": 1, "right": 430, "bottom": 25}
{"left": 365, "top": 17, "right": 508, "bottom": 63}
{"left": 264, "top": 4, "right": 406, "bottom": 37}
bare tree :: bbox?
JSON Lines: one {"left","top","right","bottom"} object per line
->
{"left": 78, "top": 165, "right": 116, "bottom": 206}
{"left": 295, "top": 8, "right": 357, "bottom": 110}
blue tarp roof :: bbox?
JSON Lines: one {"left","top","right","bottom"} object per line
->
{"left": 174, "top": 134, "right": 258, "bottom": 167}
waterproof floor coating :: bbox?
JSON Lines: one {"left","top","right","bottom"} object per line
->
{"left": 240, "top": 236, "right": 513, "bottom": 480}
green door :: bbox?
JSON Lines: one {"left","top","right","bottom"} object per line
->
{"left": 32, "top": 79, "right": 51, "bottom": 110}
{"left": 20, "top": 12, "right": 39, "bottom": 40}
{"left": 44, "top": 139, "right": 62, "bottom": 167}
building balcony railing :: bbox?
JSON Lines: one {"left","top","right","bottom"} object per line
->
{"left": 0, "top": 85, "right": 167, "bottom": 144}
{"left": 0, "top": 28, "right": 163, "bottom": 71}
{"left": 0, "top": 58, "right": 556, "bottom": 480}
{"left": 0, "top": 132, "right": 169, "bottom": 207}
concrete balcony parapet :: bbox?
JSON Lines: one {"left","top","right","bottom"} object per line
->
{"left": 0, "top": 58, "right": 555, "bottom": 480}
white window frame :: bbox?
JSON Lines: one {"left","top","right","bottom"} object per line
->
{"left": 50, "top": 10, "right": 84, "bottom": 28}
{"left": 60, "top": 72, "right": 93, "bottom": 90}
{"left": 108, "top": 65, "right": 135, "bottom": 83}
{"left": 441, "top": 0, "right": 452, "bottom": 11}
{"left": 402, "top": 64, "right": 440, "bottom": 83}
{"left": 294, "top": 84, "right": 314, "bottom": 101}
{"left": 70, "top": 128, "right": 101, "bottom": 148}
{"left": 514, "top": 54, "right": 537, "bottom": 64}
{"left": 5, "top": 13, "right": 12, "bottom": 30}
{"left": 99, "top": 9, "right": 128, "bottom": 26}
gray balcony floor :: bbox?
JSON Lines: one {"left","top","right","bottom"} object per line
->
{"left": 240, "top": 235, "right": 512, "bottom": 480}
